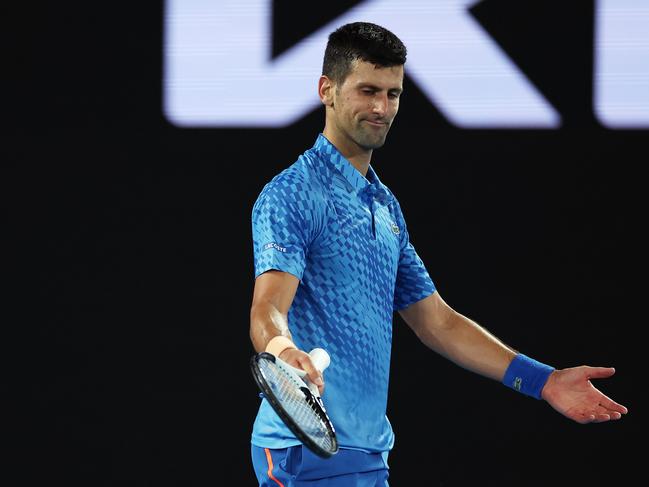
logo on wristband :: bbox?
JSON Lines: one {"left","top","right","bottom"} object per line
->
{"left": 513, "top": 377, "right": 523, "bottom": 392}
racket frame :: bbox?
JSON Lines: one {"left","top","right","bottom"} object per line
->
{"left": 250, "top": 351, "right": 339, "bottom": 458}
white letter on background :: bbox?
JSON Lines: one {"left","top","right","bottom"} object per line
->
{"left": 164, "top": 0, "right": 560, "bottom": 128}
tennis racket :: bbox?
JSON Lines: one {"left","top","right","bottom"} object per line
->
{"left": 250, "top": 347, "right": 339, "bottom": 458}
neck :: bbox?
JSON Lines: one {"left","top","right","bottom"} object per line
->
{"left": 321, "top": 129, "right": 372, "bottom": 177}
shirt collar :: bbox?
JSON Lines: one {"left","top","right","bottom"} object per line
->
{"left": 312, "top": 134, "right": 393, "bottom": 205}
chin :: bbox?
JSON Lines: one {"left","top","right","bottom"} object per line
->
{"left": 367, "top": 136, "right": 388, "bottom": 150}
{"left": 356, "top": 133, "right": 387, "bottom": 150}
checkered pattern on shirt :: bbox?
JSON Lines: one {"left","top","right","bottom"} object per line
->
{"left": 251, "top": 134, "right": 436, "bottom": 452}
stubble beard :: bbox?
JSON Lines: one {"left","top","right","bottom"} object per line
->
{"left": 354, "top": 120, "right": 391, "bottom": 150}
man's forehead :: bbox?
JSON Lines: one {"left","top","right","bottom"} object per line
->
{"left": 345, "top": 60, "right": 404, "bottom": 86}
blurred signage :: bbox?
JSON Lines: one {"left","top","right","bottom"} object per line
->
{"left": 163, "top": 0, "right": 649, "bottom": 129}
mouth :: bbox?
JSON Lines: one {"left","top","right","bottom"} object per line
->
{"left": 364, "top": 119, "right": 387, "bottom": 128}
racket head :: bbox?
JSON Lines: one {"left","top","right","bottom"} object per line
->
{"left": 250, "top": 352, "right": 339, "bottom": 458}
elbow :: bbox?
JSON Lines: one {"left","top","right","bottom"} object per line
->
{"left": 411, "top": 308, "right": 461, "bottom": 354}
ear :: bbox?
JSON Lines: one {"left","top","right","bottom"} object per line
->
{"left": 318, "top": 75, "right": 334, "bottom": 107}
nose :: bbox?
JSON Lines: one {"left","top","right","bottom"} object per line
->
{"left": 372, "top": 93, "right": 388, "bottom": 117}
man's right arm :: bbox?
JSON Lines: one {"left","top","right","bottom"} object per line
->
{"left": 249, "top": 269, "right": 300, "bottom": 353}
{"left": 249, "top": 269, "right": 325, "bottom": 392}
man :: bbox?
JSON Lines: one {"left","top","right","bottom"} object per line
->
{"left": 249, "top": 21, "right": 627, "bottom": 486}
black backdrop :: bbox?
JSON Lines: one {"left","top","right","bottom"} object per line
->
{"left": 13, "top": 1, "right": 644, "bottom": 486}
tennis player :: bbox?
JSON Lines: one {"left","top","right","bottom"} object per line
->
{"left": 249, "top": 21, "right": 628, "bottom": 486}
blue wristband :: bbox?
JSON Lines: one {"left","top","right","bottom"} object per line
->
{"left": 502, "top": 354, "right": 555, "bottom": 399}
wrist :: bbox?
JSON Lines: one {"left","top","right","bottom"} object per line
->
{"left": 265, "top": 335, "right": 297, "bottom": 358}
{"left": 502, "top": 353, "right": 555, "bottom": 400}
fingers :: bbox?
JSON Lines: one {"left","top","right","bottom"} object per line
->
{"left": 584, "top": 366, "right": 629, "bottom": 416}
{"left": 580, "top": 411, "right": 622, "bottom": 424}
{"left": 596, "top": 393, "right": 629, "bottom": 415}
{"left": 584, "top": 366, "right": 616, "bottom": 379}
{"left": 278, "top": 348, "right": 326, "bottom": 395}
{"left": 294, "top": 353, "right": 325, "bottom": 394}
{"left": 592, "top": 402, "right": 624, "bottom": 421}
{"left": 572, "top": 411, "right": 611, "bottom": 424}
{"left": 569, "top": 402, "right": 626, "bottom": 424}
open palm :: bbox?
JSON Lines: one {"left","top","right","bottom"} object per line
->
{"left": 541, "top": 366, "right": 628, "bottom": 423}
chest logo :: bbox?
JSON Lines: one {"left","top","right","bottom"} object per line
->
{"left": 390, "top": 222, "right": 400, "bottom": 235}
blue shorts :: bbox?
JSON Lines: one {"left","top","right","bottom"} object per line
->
{"left": 251, "top": 444, "right": 390, "bottom": 486}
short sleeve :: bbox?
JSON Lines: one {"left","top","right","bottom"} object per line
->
{"left": 251, "top": 182, "right": 312, "bottom": 281}
{"left": 392, "top": 200, "right": 436, "bottom": 311}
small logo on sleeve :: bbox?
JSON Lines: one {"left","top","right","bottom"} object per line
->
{"left": 263, "top": 242, "right": 287, "bottom": 253}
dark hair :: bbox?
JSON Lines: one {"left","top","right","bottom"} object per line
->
{"left": 322, "top": 22, "right": 407, "bottom": 85}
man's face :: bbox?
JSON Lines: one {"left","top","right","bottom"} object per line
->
{"left": 329, "top": 60, "right": 404, "bottom": 151}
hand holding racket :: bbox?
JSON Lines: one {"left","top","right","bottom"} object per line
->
{"left": 250, "top": 348, "right": 339, "bottom": 458}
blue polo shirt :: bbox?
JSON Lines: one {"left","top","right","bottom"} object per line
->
{"left": 251, "top": 133, "right": 436, "bottom": 453}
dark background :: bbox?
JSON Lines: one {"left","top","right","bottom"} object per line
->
{"left": 13, "top": 1, "right": 644, "bottom": 486}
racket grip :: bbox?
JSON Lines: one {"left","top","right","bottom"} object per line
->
{"left": 309, "top": 348, "right": 330, "bottom": 372}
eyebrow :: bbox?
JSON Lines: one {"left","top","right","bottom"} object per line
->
{"left": 358, "top": 83, "right": 403, "bottom": 95}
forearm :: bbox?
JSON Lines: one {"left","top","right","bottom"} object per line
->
{"left": 413, "top": 310, "right": 517, "bottom": 382}
{"left": 249, "top": 300, "right": 293, "bottom": 353}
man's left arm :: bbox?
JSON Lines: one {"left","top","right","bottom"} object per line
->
{"left": 398, "top": 291, "right": 516, "bottom": 381}
{"left": 398, "top": 291, "right": 629, "bottom": 423}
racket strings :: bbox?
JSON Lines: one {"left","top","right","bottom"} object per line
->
{"left": 259, "top": 358, "right": 336, "bottom": 452}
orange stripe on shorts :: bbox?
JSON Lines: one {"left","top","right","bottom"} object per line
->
{"left": 264, "top": 448, "right": 285, "bottom": 487}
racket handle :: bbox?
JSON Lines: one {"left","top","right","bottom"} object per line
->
{"left": 309, "top": 348, "right": 330, "bottom": 373}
